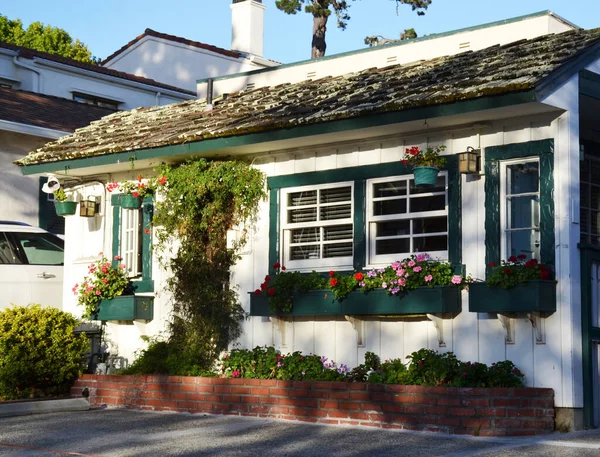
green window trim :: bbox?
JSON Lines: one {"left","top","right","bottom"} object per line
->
{"left": 111, "top": 194, "right": 154, "bottom": 293}
{"left": 267, "top": 157, "right": 461, "bottom": 274}
{"left": 484, "top": 139, "right": 555, "bottom": 270}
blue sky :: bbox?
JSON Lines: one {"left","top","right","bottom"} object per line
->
{"left": 1, "top": 0, "right": 599, "bottom": 64}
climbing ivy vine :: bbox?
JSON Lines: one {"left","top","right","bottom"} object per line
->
{"left": 146, "top": 158, "right": 266, "bottom": 373}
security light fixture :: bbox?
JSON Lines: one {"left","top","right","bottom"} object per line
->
{"left": 458, "top": 147, "right": 481, "bottom": 174}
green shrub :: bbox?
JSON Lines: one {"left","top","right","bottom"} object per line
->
{"left": 403, "top": 349, "right": 461, "bottom": 386}
{"left": 0, "top": 305, "right": 89, "bottom": 400}
{"left": 487, "top": 360, "right": 525, "bottom": 387}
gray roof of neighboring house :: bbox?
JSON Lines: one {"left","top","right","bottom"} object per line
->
{"left": 15, "top": 28, "right": 600, "bottom": 167}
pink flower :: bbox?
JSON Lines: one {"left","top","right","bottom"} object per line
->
{"left": 232, "top": 370, "right": 240, "bottom": 378}
{"left": 416, "top": 253, "right": 429, "bottom": 262}
{"left": 114, "top": 255, "right": 122, "bottom": 261}
{"left": 424, "top": 275, "right": 433, "bottom": 282}
{"left": 413, "top": 266, "right": 422, "bottom": 273}
{"left": 451, "top": 275, "right": 463, "bottom": 285}
{"left": 382, "top": 282, "right": 388, "bottom": 289}
{"left": 408, "top": 260, "right": 416, "bottom": 267}
{"left": 72, "top": 284, "right": 79, "bottom": 295}
{"left": 119, "top": 264, "right": 126, "bottom": 269}
{"left": 396, "top": 268, "right": 405, "bottom": 276}
{"left": 391, "top": 261, "right": 400, "bottom": 269}
{"left": 103, "top": 278, "right": 109, "bottom": 284}
{"left": 95, "top": 289, "right": 101, "bottom": 296}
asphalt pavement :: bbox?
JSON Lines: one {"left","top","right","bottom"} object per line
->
{"left": 0, "top": 409, "right": 599, "bottom": 457}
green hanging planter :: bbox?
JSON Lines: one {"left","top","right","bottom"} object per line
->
{"left": 55, "top": 201, "right": 77, "bottom": 216}
{"left": 120, "top": 194, "right": 143, "bottom": 209}
{"left": 413, "top": 166, "right": 440, "bottom": 187}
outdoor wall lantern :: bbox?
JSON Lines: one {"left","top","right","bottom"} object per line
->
{"left": 458, "top": 147, "right": 481, "bottom": 174}
{"left": 80, "top": 198, "right": 99, "bottom": 217}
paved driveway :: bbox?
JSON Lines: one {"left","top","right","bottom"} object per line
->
{"left": 0, "top": 409, "right": 599, "bottom": 457}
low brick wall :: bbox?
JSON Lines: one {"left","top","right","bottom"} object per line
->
{"left": 72, "top": 375, "right": 554, "bottom": 436}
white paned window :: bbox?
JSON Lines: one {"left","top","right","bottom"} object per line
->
{"left": 120, "top": 208, "right": 142, "bottom": 277}
{"left": 280, "top": 182, "right": 354, "bottom": 271}
{"left": 366, "top": 174, "right": 448, "bottom": 265}
{"left": 500, "top": 159, "right": 540, "bottom": 260}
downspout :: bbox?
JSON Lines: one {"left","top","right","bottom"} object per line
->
{"left": 155, "top": 91, "right": 162, "bottom": 106}
{"left": 12, "top": 56, "right": 41, "bottom": 93}
{"left": 206, "top": 78, "right": 214, "bottom": 110}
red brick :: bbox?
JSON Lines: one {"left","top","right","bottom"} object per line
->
{"left": 239, "top": 395, "right": 260, "bottom": 404}
{"left": 327, "top": 410, "right": 350, "bottom": 418}
{"left": 349, "top": 412, "right": 376, "bottom": 421}
{"left": 461, "top": 418, "right": 491, "bottom": 428}
{"left": 221, "top": 395, "right": 242, "bottom": 404}
{"left": 269, "top": 406, "right": 290, "bottom": 415}
{"left": 320, "top": 419, "right": 341, "bottom": 425}
{"left": 424, "top": 406, "right": 447, "bottom": 415}
{"left": 213, "top": 378, "right": 243, "bottom": 385}
{"left": 521, "top": 419, "right": 553, "bottom": 429}
{"left": 438, "top": 396, "right": 460, "bottom": 406}
{"left": 293, "top": 381, "right": 312, "bottom": 389}
{"left": 413, "top": 395, "right": 438, "bottom": 405}
{"left": 349, "top": 392, "right": 370, "bottom": 401}
{"left": 214, "top": 386, "right": 232, "bottom": 394}
{"left": 492, "top": 398, "right": 521, "bottom": 407}
{"left": 461, "top": 398, "right": 489, "bottom": 407}
{"left": 277, "top": 380, "right": 294, "bottom": 388}
{"left": 249, "top": 406, "right": 270, "bottom": 414}
{"left": 367, "top": 384, "right": 385, "bottom": 392}
{"left": 288, "top": 389, "right": 309, "bottom": 397}
{"left": 259, "top": 379, "right": 277, "bottom": 387}
{"left": 406, "top": 385, "right": 426, "bottom": 393}
{"left": 393, "top": 394, "right": 414, "bottom": 403}
{"left": 244, "top": 379, "right": 261, "bottom": 386}
{"left": 203, "top": 395, "right": 222, "bottom": 402}
{"left": 360, "top": 402, "right": 383, "bottom": 412}
{"left": 477, "top": 407, "right": 506, "bottom": 417}
{"left": 449, "top": 407, "right": 476, "bottom": 417}
{"left": 385, "top": 385, "right": 407, "bottom": 393}
{"left": 180, "top": 384, "right": 198, "bottom": 393}
{"left": 494, "top": 419, "right": 522, "bottom": 428}
{"left": 348, "top": 383, "right": 367, "bottom": 391}
{"left": 319, "top": 400, "right": 339, "bottom": 409}
{"left": 478, "top": 429, "right": 507, "bottom": 437}
{"left": 514, "top": 388, "right": 553, "bottom": 396}
{"left": 372, "top": 393, "right": 392, "bottom": 402}
{"left": 312, "top": 382, "right": 333, "bottom": 390}
{"left": 296, "top": 417, "right": 318, "bottom": 423}
{"left": 269, "top": 388, "right": 289, "bottom": 396}
{"left": 330, "top": 391, "right": 350, "bottom": 400}
{"left": 436, "top": 416, "right": 461, "bottom": 426}
{"left": 146, "top": 400, "right": 177, "bottom": 408}
{"left": 457, "top": 388, "right": 486, "bottom": 396}
{"left": 534, "top": 409, "right": 555, "bottom": 417}
{"left": 425, "top": 386, "right": 450, "bottom": 395}
{"left": 278, "top": 398, "right": 309, "bottom": 407}
{"left": 170, "top": 392, "right": 187, "bottom": 401}
{"left": 251, "top": 388, "right": 270, "bottom": 396}
{"left": 231, "top": 387, "right": 251, "bottom": 395}
{"left": 403, "top": 405, "right": 424, "bottom": 414}
{"left": 339, "top": 402, "right": 361, "bottom": 410}
{"left": 506, "top": 408, "right": 534, "bottom": 418}
{"left": 488, "top": 388, "right": 512, "bottom": 396}
{"left": 308, "top": 391, "right": 330, "bottom": 399}
{"left": 381, "top": 404, "right": 404, "bottom": 413}
{"left": 289, "top": 407, "right": 309, "bottom": 416}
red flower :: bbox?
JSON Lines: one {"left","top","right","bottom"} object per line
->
{"left": 539, "top": 270, "right": 550, "bottom": 280}
{"left": 508, "top": 256, "right": 518, "bottom": 263}
{"left": 354, "top": 272, "right": 364, "bottom": 281}
{"left": 329, "top": 270, "right": 335, "bottom": 277}
{"left": 260, "top": 282, "right": 267, "bottom": 291}
{"left": 517, "top": 254, "right": 527, "bottom": 260}
{"left": 132, "top": 191, "right": 140, "bottom": 198}
{"left": 264, "top": 275, "right": 271, "bottom": 282}
{"left": 281, "top": 266, "right": 286, "bottom": 271}
{"left": 267, "top": 287, "right": 276, "bottom": 296}
{"left": 406, "top": 146, "right": 420, "bottom": 156}
{"left": 144, "top": 227, "right": 151, "bottom": 235}
{"left": 525, "top": 259, "right": 538, "bottom": 268}
{"left": 158, "top": 175, "right": 167, "bottom": 185}
{"left": 488, "top": 262, "right": 496, "bottom": 268}
{"left": 329, "top": 278, "right": 338, "bottom": 287}
{"left": 254, "top": 289, "right": 261, "bottom": 295}
{"left": 137, "top": 174, "right": 143, "bottom": 182}
{"left": 273, "top": 262, "right": 281, "bottom": 269}
{"left": 503, "top": 268, "right": 512, "bottom": 275}
{"left": 401, "top": 159, "right": 408, "bottom": 165}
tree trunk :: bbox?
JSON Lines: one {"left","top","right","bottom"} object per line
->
{"left": 311, "top": 15, "right": 328, "bottom": 58}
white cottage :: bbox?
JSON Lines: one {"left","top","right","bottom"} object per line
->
{"left": 14, "top": 16, "right": 600, "bottom": 430}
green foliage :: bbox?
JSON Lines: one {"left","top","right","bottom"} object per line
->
{"left": 53, "top": 187, "right": 68, "bottom": 202}
{"left": 0, "top": 305, "right": 88, "bottom": 400}
{"left": 221, "top": 346, "right": 346, "bottom": 381}
{"left": 120, "top": 335, "right": 217, "bottom": 376}
{"left": 74, "top": 255, "right": 131, "bottom": 319}
{"left": 219, "top": 346, "right": 525, "bottom": 388}
{"left": 0, "top": 14, "right": 96, "bottom": 63}
{"left": 364, "top": 28, "right": 418, "bottom": 47}
{"left": 106, "top": 174, "right": 167, "bottom": 199}
{"left": 275, "top": 1, "right": 432, "bottom": 57}
{"left": 402, "top": 145, "right": 447, "bottom": 168}
{"left": 152, "top": 159, "right": 266, "bottom": 372}
{"left": 258, "top": 253, "right": 468, "bottom": 313}
{"left": 486, "top": 256, "right": 553, "bottom": 289}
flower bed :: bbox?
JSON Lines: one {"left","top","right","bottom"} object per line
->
{"left": 71, "top": 375, "right": 555, "bottom": 436}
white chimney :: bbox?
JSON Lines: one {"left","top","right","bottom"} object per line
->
{"left": 231, "top": 0, "right": 266, "bottom": 58}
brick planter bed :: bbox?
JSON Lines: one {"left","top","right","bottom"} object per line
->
{"left": 72, "top": 375, "right": 554, "bottom": 436}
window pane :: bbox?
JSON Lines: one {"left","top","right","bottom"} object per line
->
{"left": 592, "top": 211, "right": 600, "bottom": 236}
{"left": 324, "top": 243, "right": 353, "bottom": 258}
{"left": 508, "top": 162, "right": 539, "bottom": 194}
{"left": 581, "top": 183, "right": 590, "bottom": 208}
{"left": 320, "top": 186, "right": 351, "bottom": 204}
{"left": 13, "top": 233, "right": 64, "bottom": 265}
{"left": 376, "top": 238, "right": 410, "bottom": 255}
{"left": 373, "top": 181, "right": 407, "bottom": 198}
{"left": 323, "top": 225, "right": 352, "bottom": 241}
{"left": 291, "top": 228, "right": 319, "bottom": 243}
{"left": 592, "top": 186, "right": 600, "bottom": 210}
{"left": 376, "top": 220, "right": 410, "bottom": 237}
{"left": 508, "top": 195, "right": 539, "bottom": 229}
{"left": 410, "top": 176, "right": 445, "bottom": 194}
{"left": 373, "top": 199, "right": 407, "bottom": 216}
{"left": 288, "top": 207, "right": 317, "bottom": 224}
{"left": 592, "top": 161, "right": 600, "bottom": 184}
{"left": 507, "top": 229, "right": 539, "bottom": 259}
{"left": 0, "top": 233, "right": 20, "bottom": 264}
{"left": 409, "top": 195, "right": 445, "bottom": 213}
{"left": 581, "top": 159, "right": 590, "bottom": 181}
{"left": 290, "top": 245, "right": 319, "bottom": 260}
{"left": 320, "top": 204, "right": 351, "bottom": 221}
{"left": 414, "top": 235, "right": 448, "bottom": 253}
{"left": 581, "top": 209, "right": 590, "bottom": 235}
{"left": 413, "top": 216, "right": 447, "bottom": 234}
{"left": 288, "top": 190, "right": 317, "bottom": 207}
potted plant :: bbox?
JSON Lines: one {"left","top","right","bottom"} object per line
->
{"left": 73, "top": 254, "right": 153, "bottom": 321}
{"left": 251, "top": 253, "right": 469, "bottom": 316}
{"left": 106, "top": 174, "right": 166, "bottom": 209}
{"left": 402, "top": 145, "right": 447, "bottom": 186}
{"left": 53, "top": 187, "right": 78, "bottom": 216}
{"left": 469, "top": 255, "right": 556, "bottom": 313}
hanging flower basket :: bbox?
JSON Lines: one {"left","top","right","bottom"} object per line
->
{"left": 413, "top": 166, "right": 440, "bottom": 187}
{"left": 55, "top": 201, "right": 77, "bottom": 216}
{"left": 120, "top": 194, "right": 143, "bottom": 209}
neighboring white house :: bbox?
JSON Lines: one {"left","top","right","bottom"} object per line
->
{"left": 15, "top": 11, "right": 600, "bottom": 430}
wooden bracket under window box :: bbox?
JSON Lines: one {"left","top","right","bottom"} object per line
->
{"left": 95, "top": 295, "right": 154, "bottom": 321}
{"left": 468, "top": 280, "right": 556, "bottom": 314}
{"left": 249, "top": 286, "right": 461, "bottom": 317}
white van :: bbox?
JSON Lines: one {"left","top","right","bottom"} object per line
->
{"left": 0, "top": 222, "right": 64, "bottom": 310}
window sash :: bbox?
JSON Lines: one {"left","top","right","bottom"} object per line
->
{"left": 281, "top": 182, "right": 354, "bottom": 271}
{"left": 120, "top": 208, "right": 142, "bottom": 277}
{"left": 367, "top": 173, "right": 448, "bottom": 266}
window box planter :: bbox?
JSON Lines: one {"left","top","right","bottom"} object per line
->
{"left": 95, "top": 295, "right": 154, "bottom": 321}
{"left": 120, "top": 194, "right": 143, "bottom": 209}
{"left": 55, "top": 201, "right": 77, "bottom": 216}
{"left": 249, "top": 286, "right": 461, "bottom": 317}
{"left": 468, "top": 280, "right": 556, "bottom": 313}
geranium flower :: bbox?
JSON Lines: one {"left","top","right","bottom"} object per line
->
{"left": 508, "top": 255, "right": 518, "bottom": 263}
{"left": 424, "top": 275, "right": 433, "bottom": 282}
{"left": 329, "top": 270, "right": 335, "bottom": 277}
{"left": 451, "top": 275, "right": 463, "bottom": 285}
{"left": 254, "top": 289, "right": 261, "bottom": 295}
{"left": 267, "top": 287, "right": 276, "bottom": 296}
{"left": 354, "top": 272, "right": 364, "bottom": 281}
{"left": 413, "top": 266, "right": 422, "bottom": 272}
{"left": 157, "top": 175, "right": 167, "bottom": 185}
{"left": 408, "top": 260, "right": 416, "bottom": 267}
{"left": 329, "top": 278, "right": 338, "bottom": 287}
{"left": 273, "top": 262, "right": 281, "bottom": 269}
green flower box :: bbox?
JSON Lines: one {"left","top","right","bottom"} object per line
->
{"left": 249, "top": 286, "right": 461, "bottom": 317}
{"left": 468, "top": 281, "right": 556, "bottom": 314}
{"left": 120, "top": 194, "right": 143, "bottom": 209}
{"left": 95, "top": 295, "right": 154, "bottom": 321}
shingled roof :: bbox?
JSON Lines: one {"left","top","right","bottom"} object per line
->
{"left": 16, "top": 28, "right": 600, "bottom": 167}
{"left": 0, "top": 87, "right": 117, "bottom": 132}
